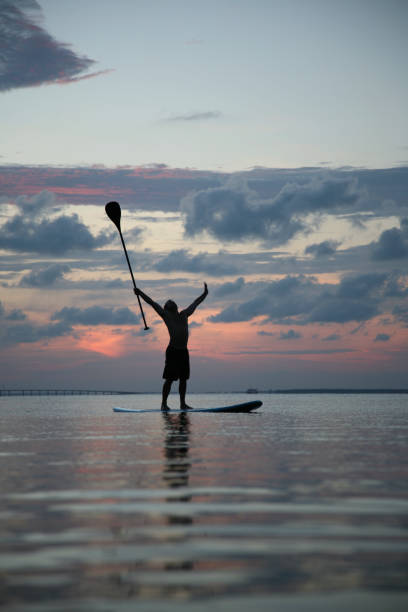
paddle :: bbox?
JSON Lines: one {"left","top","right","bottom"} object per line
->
{"left": 105, "top": 201, "right": 149, "bottom": 330}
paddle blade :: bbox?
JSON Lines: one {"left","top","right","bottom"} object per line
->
{"left": 105, "top": 201, "right": 121, "bottom": 230}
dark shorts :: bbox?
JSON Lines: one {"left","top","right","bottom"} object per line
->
{"left": 163, "top": 347, "right": 190, "bottom": 381}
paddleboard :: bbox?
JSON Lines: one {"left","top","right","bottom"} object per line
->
{"left": 113, "top": 400, "right": 262, "bottom": 414}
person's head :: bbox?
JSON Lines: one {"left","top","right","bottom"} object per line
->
{"left": 164, "top": 299, "right": 178, "bottom": 313}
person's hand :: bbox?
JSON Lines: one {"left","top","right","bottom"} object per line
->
{"left": 134, "top": 287, "right": 141, "bottom": 296}
{"left": 204, "top": 282, "right": 208, "bottom": 295}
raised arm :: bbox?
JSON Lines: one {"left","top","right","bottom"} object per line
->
{"left": 182, "top": 283, "right": 208, "bottom": 318}
{"left": 134, "top": 287, "right": 164, "bottom": 318}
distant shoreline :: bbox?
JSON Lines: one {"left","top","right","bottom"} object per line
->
{"left": 1, "top": 388, "right": 408, "bottom": 396}
{"left": 261, "top": 389, "right": 408, "bottom": 394}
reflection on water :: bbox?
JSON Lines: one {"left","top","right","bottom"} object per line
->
{"left": 161, "top": 412, "right": 193, "bottom": 576}
{"left": 0, "top": 393, "right": 408, "bottom": 611}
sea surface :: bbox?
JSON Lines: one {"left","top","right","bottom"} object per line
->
{"left": 1, "top": 393, "right": 408, "bottom": 611}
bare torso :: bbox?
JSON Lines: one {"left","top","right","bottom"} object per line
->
{"left": 162, "top": 311, "right": 189, "bottom": 349}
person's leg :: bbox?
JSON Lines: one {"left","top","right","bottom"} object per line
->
{"left": 179, "top": 379, "right": 193, "bottom": 410}
{"left": 162, "top": 379, "right": 172, "bottom": 410}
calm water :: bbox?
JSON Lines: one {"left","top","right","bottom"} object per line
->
{"left": 1, "top": 393, "right": 408, "bottom": 611}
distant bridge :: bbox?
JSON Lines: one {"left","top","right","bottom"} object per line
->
{"left": 0, "top": 390, "right": 138, "bottom": 396}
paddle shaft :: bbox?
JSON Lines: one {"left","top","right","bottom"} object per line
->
{"left": 117, "top": 226, "right": 149, "bottom": 330}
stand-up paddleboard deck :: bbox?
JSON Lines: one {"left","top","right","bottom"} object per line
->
{"left": 113, "top": 400, "right": 262, "bottom": 414}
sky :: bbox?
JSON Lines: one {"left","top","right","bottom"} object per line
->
{"left": 1, "top": 0, "right": 408, "bottom": 392}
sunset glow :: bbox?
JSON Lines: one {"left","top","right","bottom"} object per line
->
{"left": 1, "top": 1, "right": 407, "bottom": 391}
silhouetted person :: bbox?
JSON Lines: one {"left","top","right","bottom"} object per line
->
{"left": 134, "top": 283, "right": 208, "bottom": 410}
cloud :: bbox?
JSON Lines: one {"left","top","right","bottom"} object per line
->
{"left": 0, "top": 319, "right": 72, "bottom": 347}
{"left": 125, "top": 226, "right": 145, "bottom": 241}
{"left": 307, "top": 273, "right": 387, "bottom": 323}
{"left": 382, "top": 271, "right": 408, "bottom": 298}
{"left": 279, "top": 329, "right": 302, "bottom": 340}
{"left": 1, "top": 299, "right": 72, "bottom": 346}
{"left": 189, "top": 321, "right": 202, "bottom": 329}
{"left": 181, "top": 175, "right": 363, "bottom": 246}
{"left": 163, "top": 111, "right": 222, "bottom": 122}
{"left": 214, "top": 277, "right": 245, "bottom": 297}
{"left": 0, "top": 301, "right": 26, "bottom": 321}
{"left": 0, "top": 192, "right": 114, "bottom": 254}
{"left": 54, "top": 69, "right": 114, "bottom": 86}
{"left": 6, "top": 309, "right": 27, "bottom": 321}
{"left": 154, "top": 249, "right": 237, "bottom": 276}
{"left": 209, "top": 275, "right": 320, "bottom": 323}
{"left": 350, "top": 323, "right": 365, "bottom": 335}
{"left": 374, "top": 333, "right": 391, "bottom": 342}
{"left": 336, "top": 273, "right": 387, "bottom": 299}
{"left": 0, "top": 301, "right": 140, "bottom": 347}
{"left": 322, "top": 334, "right": 341, "bottom": 341}
{"left": 371, "top": 218, "right": 408, "bottom": 260}
{"left": 0, "top": 0, "right": 108, "bottom": 92}
{"left": 307, "top": 298, "right": 378, "bottom": 324}
{"left": 131, "top": 326, "right": 154, "bottom": 337}
{"left": 0, "top": 165, "right": 221, "bottom": 210}
{"left": 15, "top": 190, "right": 57, "bottom": 216}
{"left": 225, "top": 348, "right": 355, "bottom": 356}
{"left": 210, "top": 272, "right": 392, "bottom": 325}
{"left": 51, "top": 306, "right": 140, "bottom": 326}
{"left": 2, "top": 165, "right": 406, "bottom": 219}
{"left": 19, "top": 263, "right": 70, "bottom": 287}
{"left": 305, "top": 240, "right": 341, "bottom": 257}
{"left": 393, "top": 305, "right": 408, "bottom": 326}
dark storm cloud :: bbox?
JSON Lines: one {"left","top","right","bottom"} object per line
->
{"left": 0, "top": 0, "right": 104, "bottom": 92}
{"left": 371, "top": 218, "right": 408, "bottom": 260}
{"left": 305, "top": 240, "right": 341, "bottom": 257}
{"left": 19, "top": 263, "right": 70, "bottom": 287}
{"left": 52, "top": 306, "right": 140, "bottom": 326}
{"left": 210, "top": 272, "right": 395, "bottom": 325}
{"left": 181, "top": 175, "right": 363, "bottom": 246}
{"left": 154, "top": 249, "right": 238, "bottom": 276}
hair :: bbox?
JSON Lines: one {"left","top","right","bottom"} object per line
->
{"left": 164, "top": 299, "right": 178, "bottom": 312}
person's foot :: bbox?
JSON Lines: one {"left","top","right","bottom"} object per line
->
{"left": 180, "top": 404, "right": 194, "bottom": 410}
{"left": 161, "top": 404, "right": 170, "bottom": 411}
